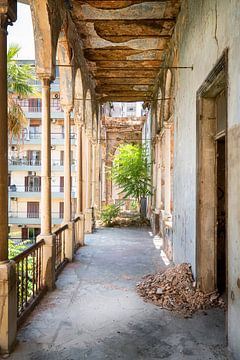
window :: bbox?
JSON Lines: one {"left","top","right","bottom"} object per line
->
{"left": 27, "top": 202, "right": 39, "bottom": 218}
{"left": 25, "top": 176, "right": 41, "bottom": 192}
{"left": 59, "top": 202, "right": 64, "bottom": 219}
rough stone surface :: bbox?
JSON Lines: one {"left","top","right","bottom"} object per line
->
{"left": 9, "top": 227, "right": 229, "bottom": 359}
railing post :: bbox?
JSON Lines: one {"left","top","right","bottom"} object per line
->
{"left": 37, "top": 76, "right": 56, "bottom": 290}
{"left": 0, "top": 3, "right": 17, "bottom": 354}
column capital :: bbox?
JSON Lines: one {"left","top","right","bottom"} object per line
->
{"left": 62, "top": 104, "right": 73, "bottom": 114}
{"left": 0, "top": 0, "right": 17, "bottom": 27}
{"left": 38, "top": 76, "right": 51, "bottom": 87}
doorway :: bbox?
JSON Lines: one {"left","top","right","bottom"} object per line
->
{"left": 216, "top": 136, "right": 226, "bottom": 294}
{"left": 196, "top": 53, "right": 227, "bottom": 295}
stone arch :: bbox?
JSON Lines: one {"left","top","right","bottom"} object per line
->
{"left": 30, "top": 0, "right": 62, "bottom": 79}
{"left": 57, "top": 27, "right": 74, "bottom": 107}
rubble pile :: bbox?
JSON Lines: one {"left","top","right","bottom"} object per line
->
{"left": 136, "top": 263, "right": 226, "bottom": 317}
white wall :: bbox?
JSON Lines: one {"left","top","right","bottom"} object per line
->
{"left": 172, "top": 1, "right": 240, "bottom": 357}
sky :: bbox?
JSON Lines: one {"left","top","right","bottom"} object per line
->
{"left": 8, "top": 3, "right": 35, "bottom": 60}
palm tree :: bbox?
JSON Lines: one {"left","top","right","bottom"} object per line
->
{"left": 7, "top": 44, "right": 38, "bottom": 142}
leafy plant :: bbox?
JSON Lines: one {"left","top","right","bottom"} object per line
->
{"left": 111, "top": 144, "right": 152, "bottom": 217}
{"left": 8, "top": 239, "right": 26, "bottom": 259}
{"left": 100, "top": 203, "right": 121, "bottom": 226}
{"left": 7, "top": 44, "right": 39, "bottom": 142}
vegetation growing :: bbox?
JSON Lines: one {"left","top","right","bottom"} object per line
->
{"left": 7, "top": 44, "right": 38, "bottom": 142}
{"left": 100, "top": 203, "right": 121, "bottom": 226}
{"left": 111, "top": 144, "right": 152, "bottom": 217}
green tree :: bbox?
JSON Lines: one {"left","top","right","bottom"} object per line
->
{"left": 111, "top": 144, "right": 152, "bottom": 217}
{"left": 7, "top": 44, "right": 38, "bottom": 142}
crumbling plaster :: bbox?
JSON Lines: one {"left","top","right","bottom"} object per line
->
{"left": 158, "top": 0, "right": 240, "bottom": 357}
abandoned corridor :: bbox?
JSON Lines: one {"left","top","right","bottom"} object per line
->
{"left": 10, "top": 227, "right": 227, "bottom": 360}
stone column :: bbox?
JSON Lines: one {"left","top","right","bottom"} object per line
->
{"left": 0, "top": 5, "right": 17, "bottom": 354}
{"left": 84, "top": 132, "right": 93, "bottom": 233}
{"left": 76, "top": 119, "right": 83, "bottom": 215}
{"left": 0, "top": 13, "right": 8, "bottom": 263}
{"left": 38, "top": 77, "right": 56, "bottom": 290}
{"left": 156, "top": 139, "right": 162, "bottom": 210}
{"left": 63, "top": 106, "right": 74, "bottom": 260}
{"left": 91, "top": 141, "right": 96, "bottom": 208}
{"left": 164, "top": 126, "right": 171, "bottom": 215}
{"left": 95, "top": 141, "right": 101, "bottom": 210}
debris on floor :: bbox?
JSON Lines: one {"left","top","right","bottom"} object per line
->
{"left": 136, "top": 263, "right": 226, "bottom": 317}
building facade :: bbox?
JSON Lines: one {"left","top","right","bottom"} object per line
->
{"left": 8, "top": 63, "right": 77, "bottom": 241}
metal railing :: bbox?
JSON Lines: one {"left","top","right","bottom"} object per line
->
{"left": 9, "top": 159, "right": 77, "bottom": 167}
{"left": 54, "top": 224, "right": 68, "bottom": 275}
{"left": 9, "top": 185, "right": 76, "bottom": 193}
{"left": 13, "top": 239, "right": 46, "bottom": 326}
{"left": 9, "top": 211, "right": 62, "bottom": 219}
{"left": 9, "top": 159, "right": 41, "bottom": 166}
{"left": 19, "top": 132, "right": 76, "bottom": 140}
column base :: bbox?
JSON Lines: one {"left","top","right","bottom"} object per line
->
{"left": 64, "top": 222, "right": 74, "bottom": 261}
{"left": 37, "top": 234, "right": 56, "bottom": 291}
{"left": 0, "top": 260, "right": 17, "bottom": 355}
{"left": 84, "top": 209, "right": 93, "bottom": 234}
{"left": 76, "top": 213, "right": 85, "bottom": 246}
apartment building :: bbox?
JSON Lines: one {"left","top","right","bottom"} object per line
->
{"left": 8, "top": 61, "right": 76, "bottom": 241}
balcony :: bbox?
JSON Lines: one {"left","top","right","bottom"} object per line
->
{"left": 8, "top": 159, "right": 77, "bottom": 173}
{"left": 9, "top": 159, "right": 41, "bottom": 171}
{"left": 11, "top": 132, "right": 77, "bottom": 145}
{"left": 8, "top": 211, "right": 64, "bottom": 225}
{"left": 9, "top": 185, "right": 76, "bottom": 199}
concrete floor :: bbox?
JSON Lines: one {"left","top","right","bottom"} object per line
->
{"left": 9, "top": 227, "right": 229, "bottom": 360}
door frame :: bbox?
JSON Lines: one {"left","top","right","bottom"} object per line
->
{"left": 196, "top": 50, "right": 228, "bottom": 293}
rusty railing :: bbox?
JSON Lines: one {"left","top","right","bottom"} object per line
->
{"left": 54, "top": 224, "right": 68, "bottom": 275}
{"left": 13, "top": 239, "right": 46, "bottom": 326}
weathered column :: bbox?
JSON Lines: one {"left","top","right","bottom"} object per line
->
{"left": 91, "top": 141, "right": 96, "bottom": 208}
{"left": 0, "top": 13, "right": 8, "bottom": 263}
{"left": 63, "top": 106, "right": 74, "bottom": 260}
{"left": 156, "top": 139, "right": 162, "bottom": 210}
{"left": 95, "top": 141, "right": 101, "bottom": 211}
{"left": 63, "top": 106, "right": 72, "bottom": 223}
{"left": 0, "top": 3, "right": 17, "bottom": 354}
{"left": 164, "top": 126, "right": 171, "bottom": 214}
{"left": 84, "top": 132, "right": 93, "bottom": 233}
{"left": 41, "top": 78, "right": 52, "bottom": 234}
{"left": 76, "top": 118, "right": 83, "bottom": 215}
{"left": 81, "top": 126, "right": 87, "bottom": 212}
{"left": 76, "top": 117, "right": 84, "bottom": 245}
{"left": 38, "top": 77, "right": 56, "bottom": 290}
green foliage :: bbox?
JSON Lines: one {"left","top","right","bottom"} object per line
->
{"left": 7, "top": 44, "right": 37, "bottom": 97}
{"left": 100, "top": 203, "right": 121, "bottom": 226}
{"left": 8, "top": 239, "right": 26, "bottom": 259}
{"left": 7, "top": 44, "right": 39, "bottom": 141}
{"left": 111, "top": 144, "right": 152, "bottom": 201}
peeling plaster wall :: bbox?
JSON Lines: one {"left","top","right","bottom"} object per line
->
{"left": 170, "top": 0, "right": 240, "bottom": 357}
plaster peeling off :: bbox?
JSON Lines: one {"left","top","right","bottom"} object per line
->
{"left": 128, "top": 50, "right": 163, "bottom": 61}
{"left": 133, "top": 85, "right": 149, "bottom": 91}
{"left": 85, "top": 23, "right": 163, "bottom": 50}
{"left": 81, "top": 2, "right": 166, "bottom": 21}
